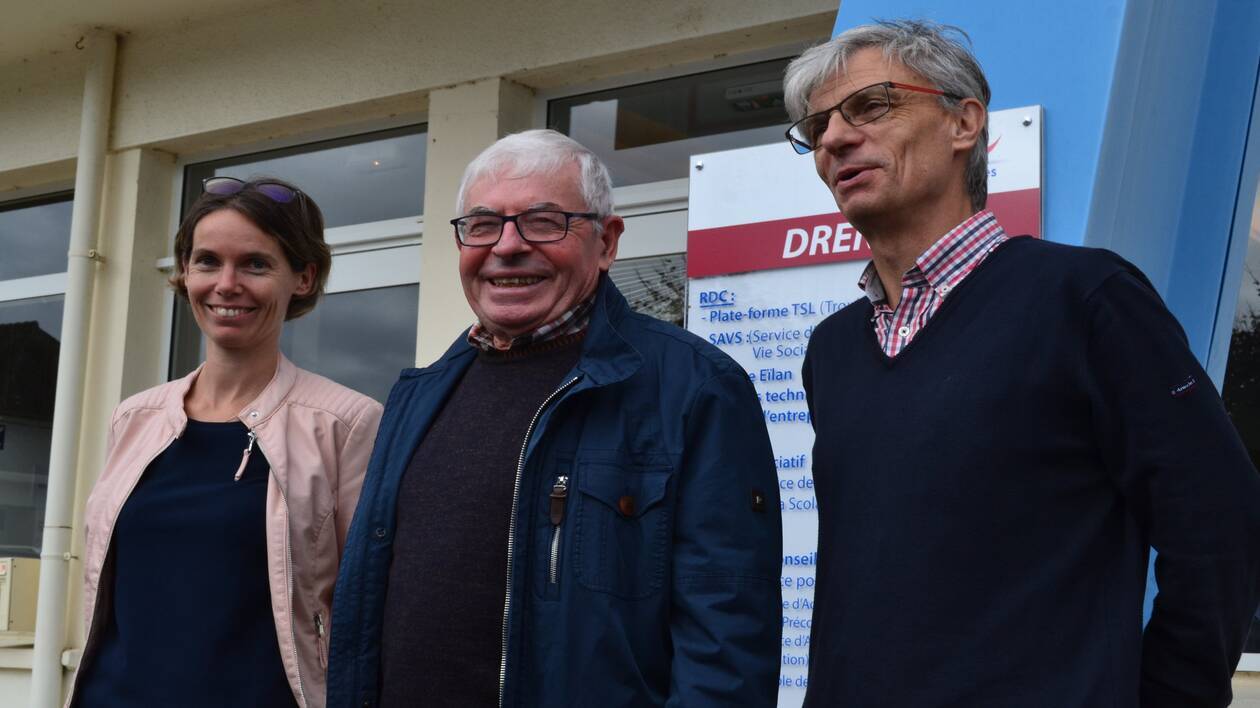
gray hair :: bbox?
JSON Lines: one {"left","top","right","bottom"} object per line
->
{"left": 455, "top": 129, "right": 615, "bottom": 228}
{"left": 784, "top": 19, "right": 992, "bottom": 211}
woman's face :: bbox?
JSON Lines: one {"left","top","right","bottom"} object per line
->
{"left": 183, "top": 208, "right": 314, "bottom": 358}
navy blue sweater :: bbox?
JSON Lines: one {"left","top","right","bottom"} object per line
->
{"left": 801, "top": 237, "right": 1260, "bottom": 707}
{"left": 75, "top": 420, "right": 296, "bottom": 707}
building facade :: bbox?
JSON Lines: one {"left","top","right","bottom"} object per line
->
{"left": 0, "top": 1, "right": 838, "bottom": 703}
{"left": 3, "top": 0, "right": 1260, "bottom": 705}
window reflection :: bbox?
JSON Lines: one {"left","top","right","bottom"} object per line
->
{"left": 0, "top": 294, "right": 63, "bottom": 557}
{"left": 183, "top": 125, "right": 427, "bottom": 228}
{"left": 171, "top": 284, "right": 418, "bottom": 404}
{"left": 550, "top": 59, "right": 792, "bottom": 186}
{"left": 1221, "top": 189, "right": 1260, "bottom": 652}
{"left": 280, "top": 285, "right": 419, "bottom": 403}
{"left": 609, "top": 254, "right": 686, "bottom": 327}
{"left": 0, "top": 194, "right": 73, "bottom": 281}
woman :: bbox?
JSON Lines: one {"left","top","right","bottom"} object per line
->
{"left": 70, "top": 177, "right": 383, "bottom": 707}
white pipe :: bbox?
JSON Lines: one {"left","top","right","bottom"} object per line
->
{"left": 30, "top": 29, "right": 117, "bottom": 708}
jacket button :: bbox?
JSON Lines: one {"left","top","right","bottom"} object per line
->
{"left": 618, "top": 495, "right": 636, "bottom": 517}
{"left": 374, "top": 527, "right": 387, "bottom": 539}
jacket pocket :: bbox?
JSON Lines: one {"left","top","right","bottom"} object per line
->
{"left": 574, "top": 462, "right": 672, "bottom": 599}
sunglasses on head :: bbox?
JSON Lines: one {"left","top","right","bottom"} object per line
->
{"left": 202, "top": 176, "right": 301, "bottom": 204}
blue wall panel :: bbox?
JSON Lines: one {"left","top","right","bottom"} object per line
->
{"left": 833, "top": 0, "right": 1128, "bottom": 249}
{"left": 832, "top": 0, "right": 1260, "bottom": 370}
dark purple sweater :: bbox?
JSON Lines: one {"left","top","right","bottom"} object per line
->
{"left": 379, "top": 334, "right": 583, "bottom": 708}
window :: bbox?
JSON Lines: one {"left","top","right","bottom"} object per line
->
{"left": 0, "top": 192, "right": 72, "bottom": 557}
{"left": 608, "top": 254, "right": 686, "bottom": 327}
{"left": 1221, "top": 189, "right": 1260, "bottom": 655}
{"left": 181, "top": 125, "right": 428, "bottom": 229}
{"left": 549, "top": 58, "right": 792, "bottom": 187}
{"left": 170, "top": 125, "right": 426, "bottom": 402}
{"left": 549, "top": 58, "right": 800, "bottom": 327}
{"left": 279, "top": 284, "right": 418, "bottom": 403}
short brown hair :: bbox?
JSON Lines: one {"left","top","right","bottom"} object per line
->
{"left": 170, "top": 178, "right": 331, "bottom": 320}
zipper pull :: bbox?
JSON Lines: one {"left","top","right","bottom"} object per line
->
{"left": 234, "top": 430, "right": 257, "bottom": 481}
{"left": 549, "top": 475, "right": 569, "bottom": 526}
{"left": 314, "top": 612, "right": 325, "bottom": 638}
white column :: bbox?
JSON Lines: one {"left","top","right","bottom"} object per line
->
{"left": 416, "top": 77, "right": 534, "bottom": 365}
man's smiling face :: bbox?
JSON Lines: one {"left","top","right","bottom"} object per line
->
{"left": 457, "top": 162, "right": 621, "bottom": 344}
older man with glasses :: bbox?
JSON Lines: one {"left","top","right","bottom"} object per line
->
{"left": 787, "top": 19, "right": 1260, "bottom": 707}
{"left": 327, "top": 129, "right": 782, "bottom": 708}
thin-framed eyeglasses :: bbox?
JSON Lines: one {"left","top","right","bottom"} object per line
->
{"left": 785, "top": 81, "right": 965, "bottom": 154}
{"left": 203, "top": 176, "right": 302, "bottom": 204}
{"left": 450, "top": 210, "right": 600, "bottom": 247}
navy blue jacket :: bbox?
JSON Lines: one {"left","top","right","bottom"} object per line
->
{"left": 329, "top": 278, "right": 783, "bottom": 707}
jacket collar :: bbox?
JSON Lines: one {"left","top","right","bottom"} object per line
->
{"left": 424, "top": 274, "right": 643, "bottom": 388}
{"left": 163, "top": 352, "right": 300, "bottom": 434}
{"left": 574, "top": 273, "right": 642, "bottom": 387}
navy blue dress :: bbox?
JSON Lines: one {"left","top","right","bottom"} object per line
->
{"left": 76, "top": 419, "right": 297, "bottom": 707}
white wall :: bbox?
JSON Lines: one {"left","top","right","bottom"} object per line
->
{"left": 0, "top": 0, "right": 834, "bottom": 184}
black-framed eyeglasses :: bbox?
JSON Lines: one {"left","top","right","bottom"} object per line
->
{"left": 450, "top": 210, "right": 600, "bottom": 247}
{"left": 785, "top": 81, "right": 965, "bottom": 154}
{"left": 203, "top": 176, "right": 302, "bottom": 204}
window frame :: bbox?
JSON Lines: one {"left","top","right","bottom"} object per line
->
{"left": 1208, "top": 80, "right": 1260, "bottom": 667}
{"left": 1206, "top": 69, "right": 1260, "bottom": 387}
{"left": 534, "top": 42, "right": 816, "bottom": 275}
{"left": 0, "top": 189, "right": 76, "bottom": 301}
{"left": 534, "top": 42, "right": 819, "bottom": 328}
{"left": 534, "top": 42, "right": 814, "bottom": 229}
{"left": 0, "top": 186, "right": 75, "bottom": 559}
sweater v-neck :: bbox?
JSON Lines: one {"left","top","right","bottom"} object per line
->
{"left": 863, "top": 236, "right": 1026, "bottom": 368}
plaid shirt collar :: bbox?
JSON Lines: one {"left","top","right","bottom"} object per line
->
{"left": 467, "top": 297, "right": 595, "bottom": 352}
{"left": 857, "top": 210, "right": 1006, "bottom": 307}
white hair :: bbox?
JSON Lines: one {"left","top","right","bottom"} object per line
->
{"left": 455, "top": 129, "right": 615, "bottom": 225}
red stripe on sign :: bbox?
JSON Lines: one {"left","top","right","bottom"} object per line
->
{"left": 686, "top": 188, "right": 1040, "bottom": 278}
{"left": 687, "top": 213, "right": 870, "bottom": 278}
{"left": 988, "top": 188, "right": 1041, "bottom": 241}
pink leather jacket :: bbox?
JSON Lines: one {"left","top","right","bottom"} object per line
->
{"left": 69, "top": 355, "right": 382, "bottom": 708}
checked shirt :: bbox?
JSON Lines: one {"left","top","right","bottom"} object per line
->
{"left": 858, "top": 210, "right": 1008, "bottom": 358}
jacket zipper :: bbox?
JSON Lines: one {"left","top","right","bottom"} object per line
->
{"left": 548, "top": 474, "right": 569, "bottom": 584}
{"left": 315, "top": 611, "right": 327, "bottom": 669}
{"left": 268, "top": 455, "right": 309, "bottom": 708}
{"left": 499, "top": 375, "right": 581, "bottom": 707}
{"left": 69, "top": 430, "right": 178, "bottom": 704}
{"left": 234, "top": 430, "right": 257, "bottom": 481}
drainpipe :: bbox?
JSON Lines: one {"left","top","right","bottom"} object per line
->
{"left": 29, "top": 29, "right": 117, "bottom": 708}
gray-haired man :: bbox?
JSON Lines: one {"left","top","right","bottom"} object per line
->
{"left": 787, "top": 19, "right": 1260, "bottom": 707}
{"left": 329, "top": 130, "right": 782, "bottom": 707}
